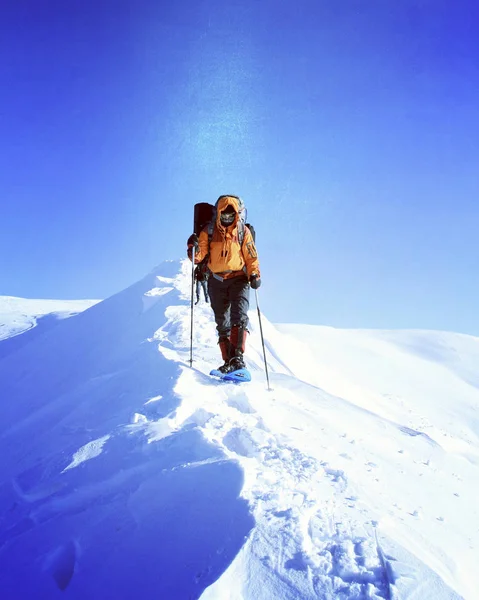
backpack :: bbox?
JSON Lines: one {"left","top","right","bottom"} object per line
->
{"left": 193, "top": 202, "right": 215, "bottom": 236}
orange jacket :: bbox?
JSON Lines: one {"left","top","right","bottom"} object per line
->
{"left": 194, "top": 196, "right": 260, "bottom": 279}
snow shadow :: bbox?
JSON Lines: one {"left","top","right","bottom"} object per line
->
{"left": 0, "top": 313, "right": 72, "bottom": 361}
{"left": 0, "top": 428, "right": 253, "bottom": 599}
{"left": 0, "top": 262, "right": 255, "bottom": 599}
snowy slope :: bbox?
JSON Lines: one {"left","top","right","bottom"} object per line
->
{"left": 0, "top": 295, "right": 99, "bottom": 341}
{"left": 0, "top": 260, "right": 477, "bottom": 600}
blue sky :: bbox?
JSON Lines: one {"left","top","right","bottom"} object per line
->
{"left": 1, "top": 0, "right": 479, "bottom": 334}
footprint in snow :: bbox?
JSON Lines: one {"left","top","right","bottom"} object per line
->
{"left": 222, "top": 427, "right": 259, "bottom": 458}
{"left": 43, "top": 540, "right": 78, "bottom": 591}
{"left": 311, "top": 538, "right": 390, "bottom": 599}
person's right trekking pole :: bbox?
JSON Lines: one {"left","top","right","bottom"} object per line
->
{"left": 254, "top": 289, "right": 271, "bottom": 391}
{"left": 189, "top": 246, "right": 195, "bottom": 367}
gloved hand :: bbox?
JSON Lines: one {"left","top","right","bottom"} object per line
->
{"left": 187, "top": 234, "right": 199, "bottom": 260}
{"left": 187, "top": 233, "right": 199, "bottom": 251}
{"left": 249, "top": 274, "right": 261, "bottom": 289}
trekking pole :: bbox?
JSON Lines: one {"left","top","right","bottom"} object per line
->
{"left": 189, "top": 246, "right": 195, "bottom": 367}
{"left": 254, "top": 289, "right": 271, "bottom": 391}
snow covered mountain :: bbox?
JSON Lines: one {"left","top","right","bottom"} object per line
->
{"left": 0, "top": 296, "right": 99, "bottom": 340}
{"left": 0, "top": 260, "right": 477, "bottom": 599}
{"left": 0, "top": 295, "right": 99, "bottom": 360}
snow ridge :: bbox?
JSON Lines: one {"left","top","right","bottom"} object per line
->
{"left": 0, "top": 259, "right": 475, "bottom": 599}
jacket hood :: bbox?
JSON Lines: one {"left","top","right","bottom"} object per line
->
{"left": 216, "top": 195, "right": 240, "bottom": 232}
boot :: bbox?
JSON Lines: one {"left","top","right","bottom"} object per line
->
{"left": 229, "top": 325, "right": 247, "bottom": 371}
{"left": 217, "top": 336, "right": 233, "bottom": 373}
{"left": 229, "top": 353, "right": 245, "bottom": 371}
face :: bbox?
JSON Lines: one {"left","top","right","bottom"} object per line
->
{"left": 220, "top": 210, "right": 236, "bottom": 226}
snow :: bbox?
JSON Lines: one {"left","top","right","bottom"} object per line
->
{"left": 0, "top": 259, "right": 477, "bottom": 599}
{"left": 62, "top": 436, "right": 111, "bottom": 473}
{"left": 0, "top": 295, "right": 99, "bottom": 341}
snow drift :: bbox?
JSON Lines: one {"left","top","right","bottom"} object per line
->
{"left": 0, "top": 260, "right": 477, "bottom": 599}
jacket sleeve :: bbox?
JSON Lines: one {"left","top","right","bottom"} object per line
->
{"left": 194, "top": 229, "right": 209, "bottom": 264}
{"left": 187, "top": 229, "right": 209, "bottom": 263}
{"left": 242, "top": 227, "right": 260, "bottom": 278}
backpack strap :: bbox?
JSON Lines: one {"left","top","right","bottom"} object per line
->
{"left": 207, "top": 222, "right": 214, "bottom": 246}
{"left": 238, "top": 220, "right": 245, "bottom": 247}
{"left": 203, "top": 222, "right": 213, "bottom": 262}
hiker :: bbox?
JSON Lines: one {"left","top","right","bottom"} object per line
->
{"left": 187, "top": 195, "right": 261, "bottom": 373}
{"left": 194, "top": 260, "right": 210, "bottom": 304}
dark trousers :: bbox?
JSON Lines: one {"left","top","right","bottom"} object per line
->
{"left": 208, "top": 274, "right": 250, "bottom": 337}
{"left": 196, "top": 279, "right": 209, "bottom": 301}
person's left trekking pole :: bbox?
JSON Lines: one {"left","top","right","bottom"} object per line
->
{"left": 189, "top": 246, "right": 195, "bottom": 367}
{"left": 254, "top": 288, "right": 271, "bottom": 391}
